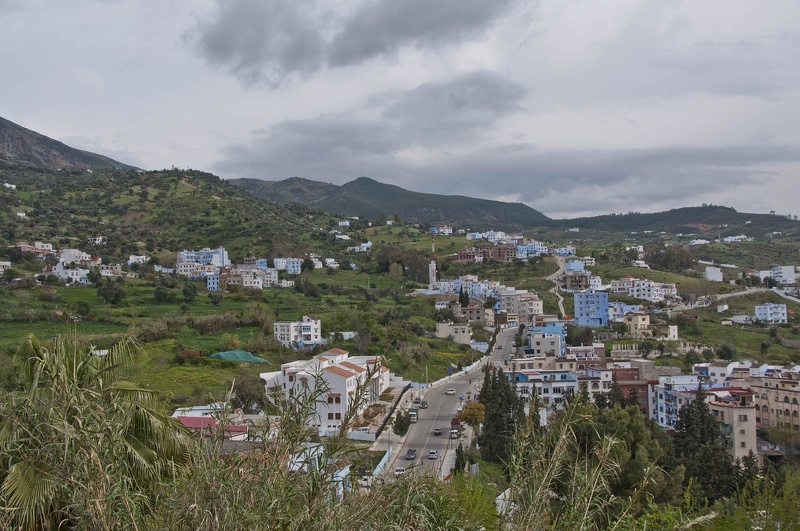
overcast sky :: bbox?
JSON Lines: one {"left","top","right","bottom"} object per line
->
{"left": 2, "top": 0, "right": 800, "bottom": 219}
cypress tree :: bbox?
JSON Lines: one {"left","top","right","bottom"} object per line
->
{"left": 674, "top": 385, "right": 737, "bottom": 501}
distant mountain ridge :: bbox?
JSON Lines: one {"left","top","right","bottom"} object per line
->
{"left": 0, "top": 116, "right": 136, "bottom": 170}
{"left": 233, "top": 176, "right": 798, "bottom": 235}
{"left": 231, "top": 176, "right": 552, "bottom": 229}
{"left": 554, "top": 205, "right": 799, "bottom": 236}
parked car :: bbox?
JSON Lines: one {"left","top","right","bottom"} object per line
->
{"left": 405, "top": 449, "right": 417, "bottom": 460}
{"left": 428, "top": 450, "right": 438, "bottom": 460}
{"left": 420, "top": 400, "right": 428, "bottom": 409}
{"left": 356, "top": 427, "right": 370, "bottom": 433}
{"left": 445, "top": 389, "right": 456, "bottom": 395}
{"left": 413, "top": 397, "right": 421, "bottom": 404}
{"left": 394, "top": 466, "right": 405, "bottom": 477}
{"left": 433, "top": 427, "right": 443, "bottom": 436}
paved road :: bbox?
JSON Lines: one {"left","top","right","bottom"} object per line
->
{"left": 392, "top": 327, "right": 518, "bottom": 478}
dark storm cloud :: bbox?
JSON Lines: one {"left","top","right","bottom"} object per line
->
{"left": 189, "top": 0, "right": 518, "bottom": 86}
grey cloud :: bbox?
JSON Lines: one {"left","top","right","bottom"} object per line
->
{"left": 189, "top": 0, "right": 326, "bottom": 86}
{"left": 382, "top": 70, "right": 527, "bottom": 141}
{"left": 189, "top": 0, "right": 518, "bottom": 86}
{"left": 327, "top": 0, "right": 516, "bottom": 67}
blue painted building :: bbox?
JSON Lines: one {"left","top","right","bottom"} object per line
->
{"left": 574, "top": 290, "right": 609, "bottom": 327}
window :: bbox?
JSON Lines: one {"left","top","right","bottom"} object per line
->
{"left": 738, "top": 414, "right": 748, "bottom": 422}
{"left": 335, "top": 397, "right": 341, "bottom": 404}
{"left": 741, "top": 442, "right": 746, "bottom": 448}
{"left": 327, "top": 396, "right": 333, "bottom": 404}
{"left": 335, "top": 413, "right": 341, "bottom": 420}
{"left": 327, "top": 413, "right": 334, "bottom": 420}
{"left": 739, "top": 429, "right": 746, "bottom": 435}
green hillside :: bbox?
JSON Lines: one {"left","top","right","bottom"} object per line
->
{"left": 0, "top": 166, "right": 321, "bottom": 260}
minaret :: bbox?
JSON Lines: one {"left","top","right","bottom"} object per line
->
{"left": 429, "top": 234, "right": 437, "bottom": 287}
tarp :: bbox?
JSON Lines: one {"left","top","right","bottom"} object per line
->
{"left": 209, "top": 350, "right": 269, "bottom": 364}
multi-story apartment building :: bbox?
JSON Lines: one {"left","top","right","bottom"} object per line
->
{"left": 749, "top": 372, "right": 800, "bottom": 431}
{"left": 771, "top": 265, "right": 796, "bottom": 285}
{"left": 574, "top": 290, "right": 609, "bottom": 327}
{"left": 754, "top": 303, "right": 788, "bottom": 324}
{"left": 507, "top": 369, "right": 579, "bottom": 413}
{"left": 648, "top": 375, "right": 701, "bottom": 429}
{"left": 528, "top": 333, "right": 561, "bottom": 357}
{"left": 274, "top": 316, "right": 323, "bottom": 348}
{"left": 564, "top": 271, "right": 591, "bottom": 292}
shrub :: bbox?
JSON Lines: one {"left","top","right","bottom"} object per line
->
{"left": 191, "top": 313, "right": 238, "bottom": 335}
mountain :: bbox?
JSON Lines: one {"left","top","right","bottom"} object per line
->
{"left": 0, "top": 116, "right": 136, "bottom": 170}
{"left": 0, "top": 166, "right": 320, "bottom": 260}
{"left": 230, "top": 176, "right": 552, "bottom": 229}
{"left": 552, "top": 205, "right": 799, "bottom": 236}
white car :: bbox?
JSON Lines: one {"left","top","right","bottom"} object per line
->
{"left": 445, "top": 389, "right": 456, "bottom": 395}
{"left": 428, "top": 450, "right": 438, "bottom": 460}
{"left": 394, "top": 466, "right": 405, "bottom": 477}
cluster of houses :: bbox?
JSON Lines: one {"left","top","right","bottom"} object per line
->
{"left": 171, "top": 247, "right": 360, "bottom": 292}
{"left": 455, "top": 230, "right": 576, "bottom": 262}
{"left": 10, "top": 240, "right": 145, "bottom": 284}
{"left": 689, "top": 235, "right": 755, "bottom": 245}
{"left": 502, "top": 326, "right": 800, "bottom": 463}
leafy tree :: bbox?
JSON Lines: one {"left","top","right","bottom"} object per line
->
{"left": 458, "top": 401, "right": 485, "bottom": 429}
{"left": 208, "top": 292, "right": 223, "bottom": 306}
{"left": 716, "top": 342, "right": 737, "bottom": 361}
{"left": 301, "top": 258, "right": 315, "bottom": 272}
{"left": 97, "top": 277, "right": 126, "bottom": 304}
{"left": 388, "top": 262, "right": 404, "bottom": 281}
{"left": 230, "top": 372, "right": 268, "bottom": 414}
{"left": 153, "top": 283, "right": 171, "bottom": 304}
{"left": 182, "top": 282, "right": 197, "bottom": 302}
{"left": 626, "top": 386, "right": 641, "bottom": 409}
{"left": 393, "top": 410, "right": 411, "bottom": 437}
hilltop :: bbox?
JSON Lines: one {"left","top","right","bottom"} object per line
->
{"left": 0, "top": 116, "right": 136, "bottom": 170}
{"left": 231, "top": 176, "right": 552, "bottom": 229}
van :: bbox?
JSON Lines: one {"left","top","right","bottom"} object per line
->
{"left": 445, "top": 389, "right": 456, "bottom": 395}
{"left": 357, "top": 427, "right": 370, "bottom": 433}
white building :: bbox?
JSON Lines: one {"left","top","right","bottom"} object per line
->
{"left": 274, "top": 316, "right": 323, "bottom": 348}
{"left": 435, "top": 322, "right": 472, "bottom": 344}
{"left": 755, "top": 303, "right": 788, "bottom": 324}
{"left": 127, "top": 255, "right": 148, "bottom": 266}
{"left": 0, "top": 261, "right": 11, "bottom": 273}
{"left": 59, "top": 248, "right": 92, "bottom": 265}
{"left": 273, "top": 258, "right": 288, "bottom": 270}
{"left": 260, "top": 349, "right": 389, "bottom": 434}
{"left": 177, "top": 247, "right": 230, "bottom": 268}
{"left": 286, "top": 258, "right": 303, "bottom": 275}
{"left": 705, "top": 267, "right": 724, "bottom": 282}
{"left": 771, "top": 266, "right": 796, "bottom": 285}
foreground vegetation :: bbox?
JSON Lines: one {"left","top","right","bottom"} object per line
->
{"left": 2, "top": 336, "right": 799, "bottom": 530}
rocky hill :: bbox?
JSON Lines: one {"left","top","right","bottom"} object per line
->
{"left": 0, "top": 116, "right": 136, "bottom": 170}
